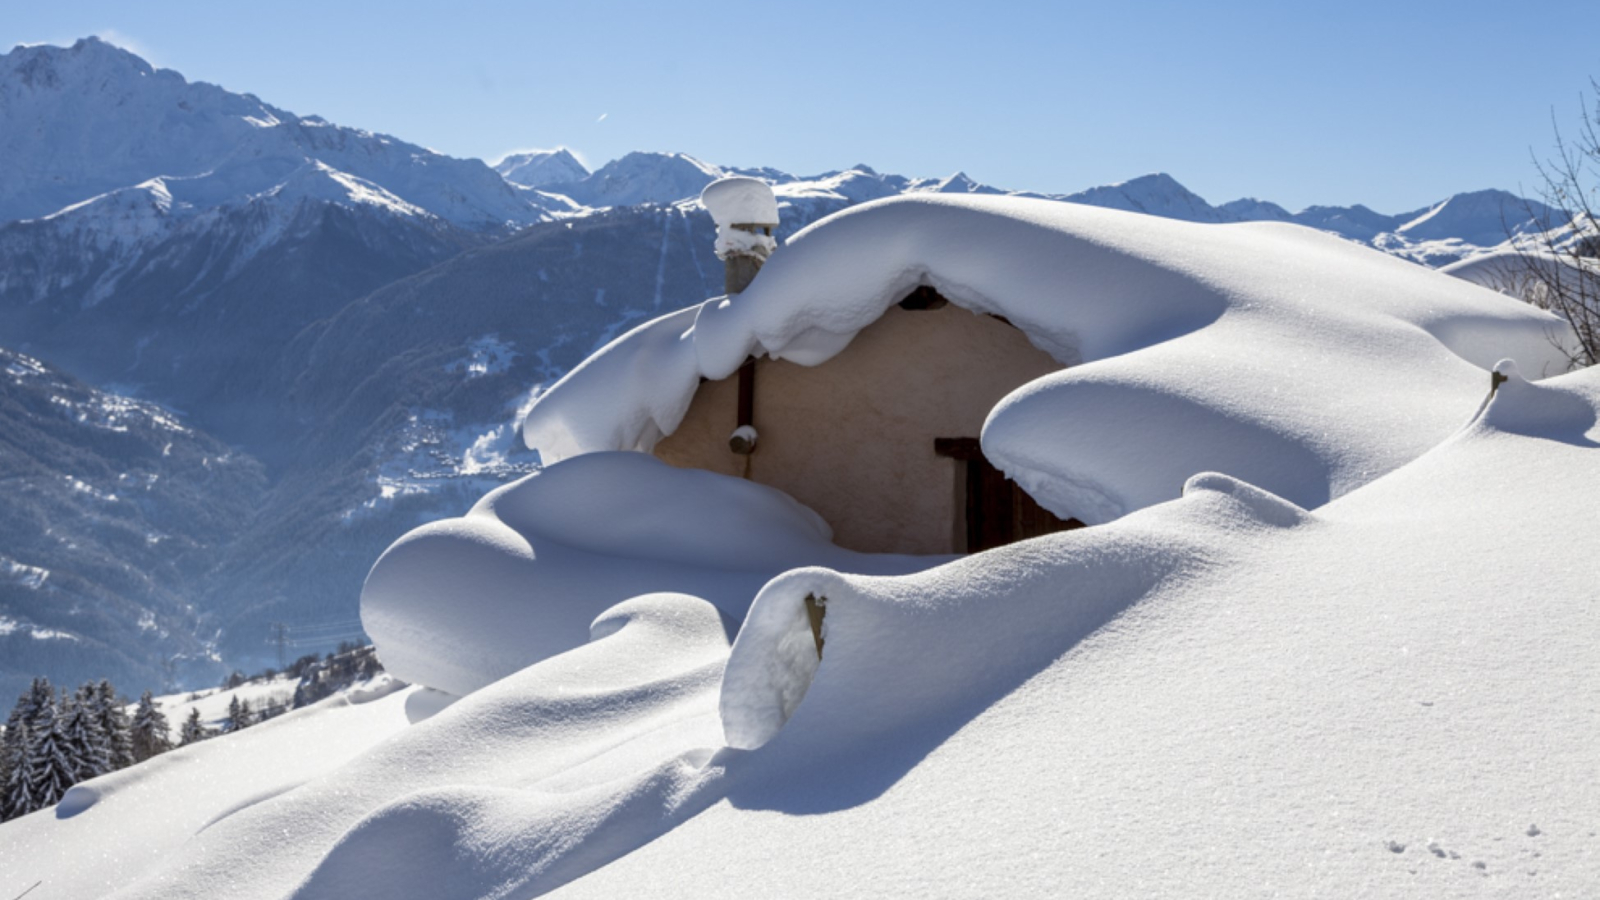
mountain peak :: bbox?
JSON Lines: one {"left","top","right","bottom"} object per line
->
{"left": 5, "top": 36, "right": 156, "bottom": 84}
{"left": 494, "top": 147, "right": 590, "bottom": 189}
{"left": 1065, "top": 172, "right": 1234, "bottom": 223}
{"left": 547, "top": 151, "right": 725, "bottom": 208}
{"left": 1219, "top": 197, "right": 1292, "bottom": 222}
{"left": 933, "top": 171, "right": 981, "bottom": 193}
{"left": 1395, "top": 188, "right": 1554, "bottom": 245}
{"left": 1118, "top": 172, "right": 1179, "bottom": 187}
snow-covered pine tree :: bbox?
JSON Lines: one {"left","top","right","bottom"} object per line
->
{"left": 4, "top": 678, "right": 54, "bottom": 755}
{"left": 2, "top": 678, "right": 57, "bottom": 820}
{"left": 0, "top": 725, "right": 8, "bottom": 814}
{"left": 94, "top": 680, "right": 136, "bottom": 769}
{"left": 179, "top": 708, "right": 210, "bottom": 746}
{"left": 61, "top": 689, "right": 112, "bottom": 782}
{"left": 1, "top": 722, "right": 30, "bottom": 821}
{"left": 24, "top": 696, "right": 77, "bottom": 812}
{"left": 225, "top": 694, "right": 255, "bottom": 733}
{"left": 130, "top": 691, "right": 172, "bottom": 762}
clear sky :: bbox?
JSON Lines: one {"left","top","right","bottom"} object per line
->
{"left": 5, "top": 0, "right": 1596, "bottom": 212}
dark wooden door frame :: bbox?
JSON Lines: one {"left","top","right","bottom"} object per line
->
{"left": 935, "top": 437, "right": 1084, "bottom": 552}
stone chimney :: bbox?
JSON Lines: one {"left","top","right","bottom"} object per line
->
{"left": 700, "top": 176, "right": 779, "bottom": 295}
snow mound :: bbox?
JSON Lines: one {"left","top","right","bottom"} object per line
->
{"left": 361, "top": 452, "right": 939, "bottom": 695}
{"left": 1472, "top": 359, "right": 1599, "bottom": 442}
{"left": 718, "top": 472, "right": 1311, "bottom": 750}
{"left": 102, "top": 592, "right": 734, "bottom": 900}
{"left": 523, "top": 194, "right": 1574, "bottom": 524}
{"left": 1442, "top": 248, "right": 1600, "bottom": 309}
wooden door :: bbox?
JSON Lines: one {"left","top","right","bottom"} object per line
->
{"left": 936, "top": 438, "right": 1084, "bottom": 552}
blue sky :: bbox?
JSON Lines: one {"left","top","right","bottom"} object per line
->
{"left": 5, "top": 0, "right": 1596, "bottom": 212}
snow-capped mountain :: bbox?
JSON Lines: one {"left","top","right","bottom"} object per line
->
{"left": 545, "top": 150, "right": 728, "bottom": 208}
{"left": 0, "top": 37, "right": 552, "bottom": 229}
{"left": 1396, "top": 189, "right": 1538, "bottom": 246}
{"left": 1061, "top": 172, "right": 1236, "bottom": 223}
{"left": 0, "top": 187, "right": 486, "bottom": 452}
{"left": 1218, "top": 197, "right": 1293, "bottom": 221}
{"left": 527, "top": 151, "right": 1558, "bottom": 267}
{"left": 0, "top": 38, "right": 534, "bottom": 452}
{"left": 493, "top": 148, "right": 590, "bottom": 188}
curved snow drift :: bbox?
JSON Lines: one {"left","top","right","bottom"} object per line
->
{"left": 719, "top": 472, "right": 1313, "bottom": 750}
{"left": 522, "top": 194, "right": 1574, "bottom": 525}
{"left": 361, "top": 452, "right": 940, "bottom": 695}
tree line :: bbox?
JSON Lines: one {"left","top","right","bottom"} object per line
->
{"left": 1, "top": 678, "right": 181, "bottom": 821}
{"left": 1, "top": 643, "right": 384, "bottom": 822}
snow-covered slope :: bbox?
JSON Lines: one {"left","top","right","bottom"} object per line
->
{"left": 0, "top": 675, "right": 414, "bottom": 899}
{"left": 554, "top": 361, "right": 1600, "bottom": 899}
{"left": 8, "top": 342, "right": 1596, "bottom": 898}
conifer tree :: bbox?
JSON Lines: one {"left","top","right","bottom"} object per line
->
{"left": 25, "top": 697, "right": 76, "bottom": 812}
{"left": 4, "top": 678, "right": 54, "bottom": 755}
{"left": 130, "top": 691, "right": 173, "bottom": 762}
{"left": 3, "top": 679, "right": 59, "bottom": 819}
{"left": 178, "top": 708, "right": 210, "bottom": 746}
{"left": 1, "top": 721, "right": 30, "bottom": 821}
{"left": 61, "top": 691, "right": 112, "bottom": 783}
{"left": 225, "top": 695, "right": 255, "bottom": 733}
{"left": 94, "top": 680, "right": 136, "bottom": 769}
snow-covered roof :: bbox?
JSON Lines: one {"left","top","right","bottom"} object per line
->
{"left": 522, "top": 193, "right": 1574, "bottom": 524}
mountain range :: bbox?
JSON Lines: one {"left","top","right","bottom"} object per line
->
{"left": 0, "top": 36, "right": 1564, "bottom": 698}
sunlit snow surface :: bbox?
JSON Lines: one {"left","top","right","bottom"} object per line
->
{"left": 5, "top": 197, "right": 1598, "bottom": 899}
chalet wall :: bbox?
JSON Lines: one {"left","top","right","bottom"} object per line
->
{"left": 653, "top": 303, "right": 1064, "bottom": 555}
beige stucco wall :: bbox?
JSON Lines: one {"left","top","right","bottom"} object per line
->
{"left": 653, "top": 302, "right": 1064, "bottom": 555}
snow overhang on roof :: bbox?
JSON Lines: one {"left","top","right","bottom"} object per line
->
{"left": 521, "top": 193, "right": 1575, "bottom": 525}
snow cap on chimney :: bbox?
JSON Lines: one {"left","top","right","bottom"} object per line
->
{"left": 701, "top": 177, "right": 779, "bottom": 294}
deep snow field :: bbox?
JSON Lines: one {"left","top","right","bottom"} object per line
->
{"left": 2, "top": 194, "right": 1597, "bottom": 899}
